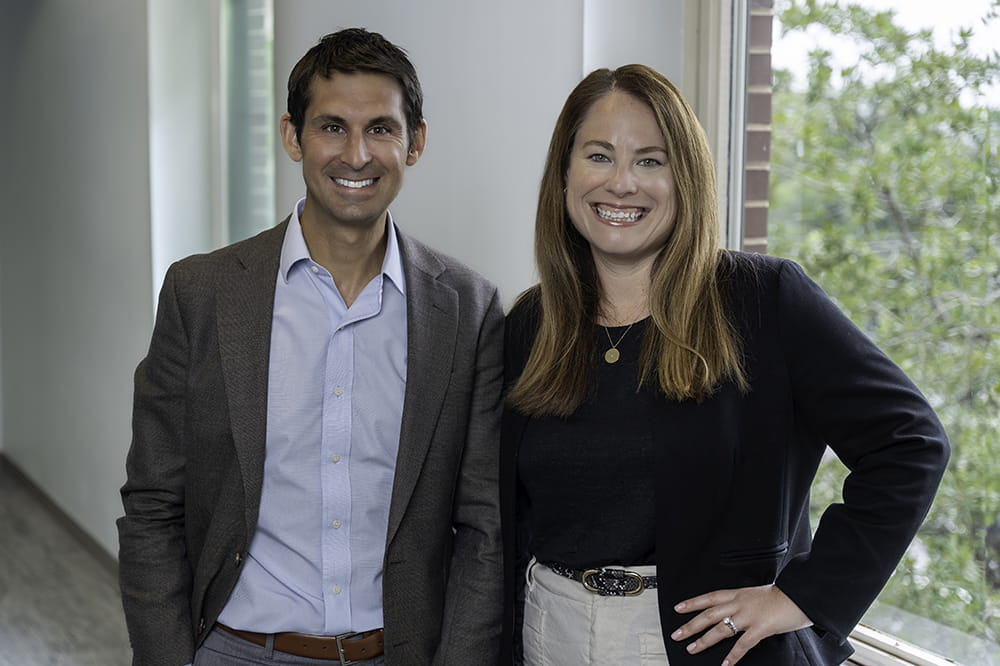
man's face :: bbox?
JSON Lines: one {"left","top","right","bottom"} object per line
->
{"left": 281, "top": 72, "right": 426, "bottom": 232}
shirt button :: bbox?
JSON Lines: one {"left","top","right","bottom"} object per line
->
{"left": 311, "top": 265, "right": 319, "bottom": 273}
{"left": 333, "top": 387, "right": 344, "bottom": 397}
{"left": 332, "top": 520, "right": 342, "bottom": 529}
{"left": 333, "top": 585, "right": 342, "bottom": 595}
{"left": 331, "top": 454, "right": 341, "bottom": 463}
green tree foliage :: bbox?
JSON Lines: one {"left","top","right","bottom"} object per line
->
{"left": 770, "top": 0, "right": 1000, "bottom": 646}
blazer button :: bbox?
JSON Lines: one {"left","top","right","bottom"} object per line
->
{"left": 198, "top": 618, "right": 206, "bottom": 633}
{"left": 234, "top": 552, "right": 243, "bottom": 567}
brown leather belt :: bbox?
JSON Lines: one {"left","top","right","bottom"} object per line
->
{"left": 216, "top": 623, "right": 384, "bottom": 663}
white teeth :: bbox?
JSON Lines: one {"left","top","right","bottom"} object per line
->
{"left": 334, "top": 177, "right": 375, "bottom": 188}
{"left": 595, "top": 205, "right": 643, "bottom": 222}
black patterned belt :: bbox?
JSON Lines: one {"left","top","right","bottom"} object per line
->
{"left": 544, "top": 562, "right": 658, "bottom": 596}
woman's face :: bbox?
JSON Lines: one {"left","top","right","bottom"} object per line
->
{"left": 565, "top": 91, "right": 678, "bottom": 272}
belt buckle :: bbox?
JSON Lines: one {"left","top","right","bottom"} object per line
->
{"left": 334, "top": 630, "right": 363, "bottom": 665}
{"left": 581, "top": 567, "right": 645, "bottom": 596}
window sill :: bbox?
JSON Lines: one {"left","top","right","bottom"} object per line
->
{"left": 848, "top": 624, "right": 959, "bottom": 666}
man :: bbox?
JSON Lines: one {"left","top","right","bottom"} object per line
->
{"left": 118, "top": 29, "right": 503, "bottom": 666}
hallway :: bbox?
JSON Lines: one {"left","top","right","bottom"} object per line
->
{"left": 0, "top": 458, "right": 131, "bottom": 665}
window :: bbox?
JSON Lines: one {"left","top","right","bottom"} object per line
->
{"left": 765, "top": 0, "right": 1000, "bottom": 663}
{"left": 223, "top": 0, "right": 276, "bottom": 242}
{"left": 148, "top": 0, "right": 276, "bottom": 294}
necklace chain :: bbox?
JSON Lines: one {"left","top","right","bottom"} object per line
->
{"left": 603, "top": 323, "right": 634, "bottom": 364}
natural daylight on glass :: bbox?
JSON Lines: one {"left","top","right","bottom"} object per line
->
{"left": 768, "top": 1, "right": 1000, "bottom": 664}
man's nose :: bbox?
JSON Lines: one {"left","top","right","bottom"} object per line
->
{"left": 343, "top": 132, "right": 371, "bottom": 169}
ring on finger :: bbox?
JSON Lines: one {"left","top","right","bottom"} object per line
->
{"left": 722, "top": 616, "right": 739, "bottom": 636}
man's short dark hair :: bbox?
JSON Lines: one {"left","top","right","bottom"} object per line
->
{"left": 287, "top": 28, "right": 424, "bottom": 147}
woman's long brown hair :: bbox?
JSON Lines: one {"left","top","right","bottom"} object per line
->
{"left": 507, "top": 65, "right": 747, "bottom": 417}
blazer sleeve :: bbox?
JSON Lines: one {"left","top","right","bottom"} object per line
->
{"left": 434, "top": 286, "right": 506, "bottom": 664}
{"left": 499, "top": 290, "right": 540, "bottom": 666}
{"left": 117, "top": 263, "right": 196, "bottom": 666}
{"left": 771, "top": 259, "right": 950, "bottom": 640}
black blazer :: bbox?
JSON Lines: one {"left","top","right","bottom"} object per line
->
{"left": 500, "top": 252, "right": 949, "bottom": 665}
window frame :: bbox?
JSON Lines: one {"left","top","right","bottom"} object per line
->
{"left": 849, "top": 625, "right": 961, "bottom": 666}
{"left": 683, "top": 0, "right": 748, "bottom": 251}
{"left": 686, "top": 2, "right": 976, "bottom": 664}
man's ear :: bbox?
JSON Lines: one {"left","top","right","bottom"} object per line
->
{"left": 406, "top": 119, "right": 428, "bottom": 166}
{"left": 279, "top": 113, "right": 303, "bottom": 162}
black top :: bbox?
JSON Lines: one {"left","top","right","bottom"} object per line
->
{"left": 516, "top": 318, "right": 659, "bottom": 568}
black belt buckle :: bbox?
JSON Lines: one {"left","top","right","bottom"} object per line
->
{"left": 581, "top": 567, "right": 645, "bottom": 596}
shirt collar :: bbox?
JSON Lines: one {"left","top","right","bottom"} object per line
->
{"left": 280, "top": 197, "right": 407, "bottom": 296}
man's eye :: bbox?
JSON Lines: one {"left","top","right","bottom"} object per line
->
{"left": 322, "top": 124, "right": 344, "bottom": 134}
{"left": 369, "top": 126, "right": 390, "bottom": 135}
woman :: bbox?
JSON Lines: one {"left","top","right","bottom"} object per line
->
{"left": 500, "top": 65, "right": 949, "bottom": 665}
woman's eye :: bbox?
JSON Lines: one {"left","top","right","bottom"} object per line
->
{"left": 587, "top": 153, "right": 611, "bottom": 163}
{"left": 638, "top": 158, "right": 662, "bottom": 167}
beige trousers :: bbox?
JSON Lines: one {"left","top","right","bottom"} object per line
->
{"left": 522, "top": 558, "right": 669, "bottom": 665}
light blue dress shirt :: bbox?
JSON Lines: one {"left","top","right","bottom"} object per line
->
{"left": 217, "top": 198, "right": 407, "bottom": 634}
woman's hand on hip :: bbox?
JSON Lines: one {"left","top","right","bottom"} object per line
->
{"left": 669, "top": 584, "right": 812, "bottom": 665}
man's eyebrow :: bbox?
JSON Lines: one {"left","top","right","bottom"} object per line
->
{"left": 310, "top": 114, "right": 346, "bottom": 126}
{"left": 367, "top": 115, "right": 404, "bottom": 129}
{"left": 310, "top": 114, "right": 404, "bottom": 129}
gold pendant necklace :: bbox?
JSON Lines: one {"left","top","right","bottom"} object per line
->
{"left": 603, "top": 322, "right": 634, "bottom": 364}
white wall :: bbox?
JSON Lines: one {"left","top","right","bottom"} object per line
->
{"left": 0, "top": 0, "right": 153, "bottom": 556}
{"left": 273, "top": 0, "right": 687, "bottom": 306}
{"left": 584, "top": 0, "right": 686, "bottom": 77}
{"left": 0, "top": 0, "right": 23, "bottom": 454}
{"left": 149, "top": 0, "right": 225, "bottom": 297}
{"left": 0, "top": 0, "right": 690, "bottom": 557}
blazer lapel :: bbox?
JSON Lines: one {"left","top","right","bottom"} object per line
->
{"left": 386, "top": 233, "right": 459, "bottom": 547}
{"left": 215, "top": 221, "right": 286, "bottom": 534}
{"left": 655, "top": 384, "right": 741, "bottom": 592}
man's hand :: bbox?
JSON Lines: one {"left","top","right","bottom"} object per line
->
{"left": 670, "top": 584, "right": 812, "bottom": 665}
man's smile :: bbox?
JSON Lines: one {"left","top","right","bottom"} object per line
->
{"left": 333, "top": 177, "right": 378, "bottom": 189}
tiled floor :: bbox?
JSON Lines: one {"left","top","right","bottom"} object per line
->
{"left": 0, "top": 458, "right": 131, "bottom": 666}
